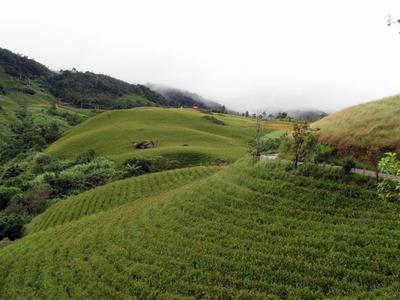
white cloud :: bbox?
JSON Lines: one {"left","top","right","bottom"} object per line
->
{"left": 1, "top": 0, "right": 400, "bottom": 112}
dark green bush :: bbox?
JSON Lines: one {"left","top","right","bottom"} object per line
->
{"left": 75, "top": 149, "right": 96, "bottom": 164}
{"left": 342, "top": 156, "right": 356, "bottom": 175}
{"left": 0, "top": 186, "right": 22, "bottom": 210}
{"left": 0, "top": 213, "right": 26, "bottom": 240}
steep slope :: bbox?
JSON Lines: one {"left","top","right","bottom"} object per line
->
{"left": 0, "top": 160, "right": 398, "bottom": 298}
{"left": 46, "top": 108, "right": 255, "bottom": 165}
{"left": 312, "top": 95, "right": 400, "bottom": 153}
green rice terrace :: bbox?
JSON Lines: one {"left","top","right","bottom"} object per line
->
{"left": 0, "top": 160, "right": 399, "bottom": 299}
{"left": 46, "top": 107, "right": 256, "bottom": 165}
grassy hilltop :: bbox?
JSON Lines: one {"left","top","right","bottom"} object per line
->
{"left": 46, "top": 108, "right": 256, "bottom": 165}
{"left": 0, "top": 160, "right": 399, "bottom": 298}
{"left": 312, "top": 95, "right": 400, "bottom": 153}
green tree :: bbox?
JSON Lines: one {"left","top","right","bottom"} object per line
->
{"left": 377, "top": 152, "right": 400, "bottom": 202}
{"left": 0, "top": 213, "right": 25, "bottom": 240}
{"left": 0, "top": 186, "right": 22, "bottom": 210}
{"left": 292, "top": 122, "right": 310, "bottom": 168}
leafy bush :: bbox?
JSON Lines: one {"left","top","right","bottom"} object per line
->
{"left": 122, "top": 156, "right": 179, "bottom": 177}
{"left": 0, "top": 213, "right": 26, "bottom": 240}
{"left": 45, "top": 157, "right": 116, "bottom": 197}
{"left": 0, "top": 186, "right": 22, "bottom": 210}
{"left": 6, "top": 185, "right": 51, "bottom": 215}
{"left": 312, "top": 144, "right": 334, "bottom": 164}
{"left": 377, "top": 152, "right": 400, "bottom": 202}
{"left": 342, "top": 156, "right": 356, "bottom": 174}
{"left": 0, "top": 84, "right": 6, "bottom": 95}
{"left": 75, "top": 149, "right": 96, "bottom": 164}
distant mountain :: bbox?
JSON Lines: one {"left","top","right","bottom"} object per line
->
{"left": 261, "top": 108, "right": 327, "bottom": 121}
{"left": 147, "top": 84, "right": 224, "bottom": 110}
{"left": 286, "top": 109, "right": 327, "bottom": 121}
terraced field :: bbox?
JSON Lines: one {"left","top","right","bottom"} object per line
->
{"left": 27, "top": 165, "right": 221, "bottom": 234}
{"left": 46, "top": 108, "right": 256, "bottom": 165}
{"left": 0, "top": 160, "right": 399, "bottom": 299}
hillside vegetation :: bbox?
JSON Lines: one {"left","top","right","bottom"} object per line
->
{"left": 312, "top": 95, "right": 400, "bottom": 153}
{"left": 46, "top": 108, "right": 255, "bottom": 165}
{"left": 47, "top": 71, "right": 166, "bottom": 109}
{"left": 0, "top": 160, "right": 398, "bottom": 298}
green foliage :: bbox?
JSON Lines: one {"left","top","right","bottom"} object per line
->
{"left": 122, "top": 156, "right": 179, "bottom": 177}
{"left": 0, "top": 213, "right": 26, "bottom": 240}
{"left": 377, "top": 152, "right": 400, "bottom": 202}
{"left": 47, "top": 70, "right": 166, "bottom": 109}
{"left": 311, "top": 144, "right": 334, "bottom": 164}
{"left": 0, "top": 47, "right": 51, "bottom": 79}
{"left": 292, "top": 121, "right": 310, "bottom": 167}
{"left": 5, "top": 185, "right": 51, "bottom": 215}
{"left": 44, "top": 157, "right": 116, "bottom": 196}
{"left": 275, "top": 111, "right": 288, "bottom": 119}
{"left": 0, "top": 186, "right": 22, "bottom": 210}
{"left": 342, "top": 156, "right": 357, "bottom": 174}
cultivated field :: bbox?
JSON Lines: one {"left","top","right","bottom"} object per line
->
{"left": 46, "top": 108, "right": 256, "bottom": 165}
{"left": 0, "top": 160, "right": 398, "bottom": 299}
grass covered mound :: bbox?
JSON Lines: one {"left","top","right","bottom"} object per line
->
{"left": 312, "top": 95, "right": 400, "bottom": 153}
{"left": 0, "top": 160, "right": 399, "bottom": 298}
{"left": 46, "top": 108, "right": 255, "bottom": 165}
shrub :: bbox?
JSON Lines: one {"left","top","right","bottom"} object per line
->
{"left": 6, "top": 185, "right": 51, "bottom": 215}
{"left": 377, "top": 152, "right": 400, "bottom": 202}
{"left": 0, "top": 213, "right": 26, "bottom": 240}
{"left": 0, "top": 186, "right": 22, "bottom": 210}
{"left": 75, "top": 149, "right": 96, "bottom": 164}
{"left": 342, "top": 156, "right": 356, "bottom": 175}
{"left": 122, "top": 156, "right": 179, "bottom": 177}
{"left": 312, "top": 144, "right": 334, "bottom": 164}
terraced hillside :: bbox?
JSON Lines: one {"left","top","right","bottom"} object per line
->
{"left": 0, "top": 160, "right": 398, "bottom": 299}
{"left": 46, "top": 108, "right": 255, "bottom": 165}
{"left": 27, "top": 165, "right": 221, "bottom": 234}
{"left": 312, "top": 95, "right": 400, "bottom": 153}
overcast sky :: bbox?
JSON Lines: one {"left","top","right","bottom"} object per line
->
{"left": 2, "top": 0, "right": 400, "bottom": 112}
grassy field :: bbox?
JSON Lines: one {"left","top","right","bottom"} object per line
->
{"left": 0, "top": 160, "right": 398, "bottom": 298}
{"left": 46, "top": 108, "right": 256, "bottom": 165}
{"left": 312, "top": 95, "right": 400, "bottom": 152}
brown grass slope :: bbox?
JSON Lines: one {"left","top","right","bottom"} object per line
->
{"left": 312, "top": 95, "right": 400, "bottom": 153}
